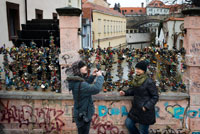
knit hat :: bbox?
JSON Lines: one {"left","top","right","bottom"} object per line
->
{"left": 78, "top": 60, "right": 86, "bottom": 69}
{"left": 71, "top": 60, "right": 86, "bottom": 76}
{"left": 135, "top": 60, "right": 148, "bottom": 72}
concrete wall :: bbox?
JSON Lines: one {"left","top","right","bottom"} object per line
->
{"left": 183, "top": 16, "right": 200, "bottom": 132}
{"left": 128, "top": 43, "right": 150, "bottom": 49}
{"left": 88, "top": 0, "right": 110, "bottom": 8}
{"left": 0, "top": 92, "right": 190, "bottom": 134}
{"left": 126, "top": 33, "right": 151, "bottom": 44}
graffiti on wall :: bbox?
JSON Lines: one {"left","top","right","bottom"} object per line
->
{"left": 164, "top": 102, "right": 200, "bottom": 119}
{"left": 149, "top": 128, "right": 187, "bottom": 134}
{"left": 0, "top": 100, "right": 65, "bottom": 133}
{"left": 98, "top": 105, "right": 128, "bottom": 117}
{"left": 91, "top": 114, "right": 125, "bottom": 134}
{"left": 192, "top": 132, "right": 200, "bottom": 134}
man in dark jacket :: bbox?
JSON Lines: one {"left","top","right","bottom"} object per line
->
{"left": 67, "top": 60, "right": 104, "bottom": 134}
{"left": 120, "top": 60, "right": 159, "bottom": 134}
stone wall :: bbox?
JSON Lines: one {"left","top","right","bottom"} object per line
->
{"left": 0, "top": 92, "right": 190, "bottom": 134}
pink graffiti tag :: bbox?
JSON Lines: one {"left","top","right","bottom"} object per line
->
{"left": 91, "top": 114, "right": 125, "bottom": 134}
{"left": 0, "top": 101, "right": 65, "bottom": 133}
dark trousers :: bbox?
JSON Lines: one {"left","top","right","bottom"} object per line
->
{"left": 125, "top": 117, "right": 149, "bottom": 134}
{"left": 78, "top": 122, "right": 91, "bottom": 134}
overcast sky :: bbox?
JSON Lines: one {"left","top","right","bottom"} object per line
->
{"left": 107, "top": 0, "right": 146, "bottom": 7}
{"left": 107, "top": 0, "right": 185, "bottom": 8}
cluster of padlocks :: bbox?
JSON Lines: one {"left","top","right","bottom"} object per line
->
{"left": 0, "top": 37, "right": 187, "bottom": 93}
{"left": 0, "top": 36, "right": 61, "bottom": 92}
{"left": 78, "top": 45, "right": 187, "bottom": 93}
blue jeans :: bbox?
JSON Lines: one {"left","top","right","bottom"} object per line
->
{"left": 125, "top": 117, "right": 149, "bottom": 134}
{"left": 78, "top": 122, "right": 91, "bottom": 134}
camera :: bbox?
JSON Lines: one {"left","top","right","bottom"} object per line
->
{"left": 78, "top": 111, "right": 89, "bottom": 123}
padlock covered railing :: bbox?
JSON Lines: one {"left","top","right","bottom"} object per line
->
{"left": 78, "top": 45, "right": 187, "bottom": 93}
{"left": 0, "top": 36, "right": 61, "bottom": 92}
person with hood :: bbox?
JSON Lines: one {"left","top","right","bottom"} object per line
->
{"left": 120, "top": 60, "right": 159, "bottom": 134}
{"left": 66, "top": 60, "right": 104, "bottom": 134}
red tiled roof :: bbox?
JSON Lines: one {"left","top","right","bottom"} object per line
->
{"left": 82, "top": 8, "right": 93, "bottom": 21}
{"left": 82, "top": 2, "right": 125, "bottom": 20}
{"left": 168, "top": 4, "right": 186, "bottom": 13}
{"left": 147, "top": 0, "right": 169, "bottom": 8}
{"left": 120, "top": 7, "right": 146, "bottom": 15}
{"left": 82, "top": 0, "right": 87, "bottom": 3}
{"left": 165, "top": 17, "right": 184, "bottom": 22}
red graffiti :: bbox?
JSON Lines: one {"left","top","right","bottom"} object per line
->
{"left": 0, "top": 100, "right": 65, "bottom": 133}
{"left": 91, "top": 114, "right": 125, "bottom": 134}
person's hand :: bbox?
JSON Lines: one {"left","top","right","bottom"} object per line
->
{"left": 142, "top": 107, "right": 146, "bottom": 112}
{"left": 96, "top": 70, "right": 102, "bottom": 76}
{"left": 92, "top": 68, "right": 98, "bottom": 76}
{"left": 119, "top": 90, "right": 125, "bottom": 96}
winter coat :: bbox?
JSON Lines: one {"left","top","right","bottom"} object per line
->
{"left": 124, "top": 77, "right": 159, "bottom": 125}
{"left": 67, "top": 75, "right": 104, "bottom": 128}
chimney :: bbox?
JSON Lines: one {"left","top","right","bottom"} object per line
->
{"left": 141, "top": 2, "right": 144, "bottom": 8}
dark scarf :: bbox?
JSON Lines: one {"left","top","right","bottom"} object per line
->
{"left": 131, "top": 73, "right": 148, "bottom": 87}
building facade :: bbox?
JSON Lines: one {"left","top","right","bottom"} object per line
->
{"left": 120, "top": 3, "right": 146, "bottom": 17}
{"left": 146, "top": 0, "right": 170, "bottom": 16}
{"left": 82, "top": 18, "right": 92, "bottom": 49}
{"left": 162, "top": 17, "right": 184, "bottom": 50}
{"left": 83, "top": 1, "right": 126, "bottom": 49}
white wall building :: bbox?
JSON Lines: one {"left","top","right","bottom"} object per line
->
{"left": 146, "top": 0, "right": 170, "bottom": 16}
{"left": 0, "top": 0, "right": 81, "bottom": 48}
{"left": 160, "top": 17, "right": 184, "bottom": 50}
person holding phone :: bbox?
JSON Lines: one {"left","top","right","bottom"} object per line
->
{"left": 67, "top": 60, "right": 104, "bottom": 134}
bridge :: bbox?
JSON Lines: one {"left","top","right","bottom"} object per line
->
{"left": 126, "top": 14, "right": 183, "bottom": 29}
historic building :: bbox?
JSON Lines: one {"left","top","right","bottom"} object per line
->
{"left": 158, "top": 17, "right": 184, "bottom": 50}
{"left": 146, "top": 0, "right": 170, "bottom": 15}
{"left": 120, "top": 3, "right": 146, "bottom": 17}
{"left": 82, "top": 1, "right": 126, "bottom": 49}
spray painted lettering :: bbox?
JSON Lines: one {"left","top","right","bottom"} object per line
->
{"left": 0, "top": 101, "right": 65, "bottom": 133}
{"left": 98, "top": 105, "right": 128, "bottom": 117}
{"left": 91, "top": 114, "right": 125, "bottom": 134}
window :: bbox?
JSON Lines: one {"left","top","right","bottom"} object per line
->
{"left": 121, "top": 21, "right": 122, "bottom": 32}
{"left": 53, "top": 13, "right": 57, "bottom": 19}
{"left": 104, "top": 20, "right": 106, "bottom": 34}
{"left": 98, "top": 19, "right": 101, "bottom": 34}
{"left": 68, "top": 0, "right": 72, "bottom": 7}
{"left": 139, "top": 10, "right": 142, "bottom": 13}
{"left": 107, "top": 20, "right": 109, "bottom": 34}
{"left": 110, "top": 21, "right": 112, "bottom": 33}
{"left": 131, "top": 10, "right": 133, "bottom": 12}
{"left": 113, "top": 21, "right": 115, "bottom": 33}
{"left": 125, "top": 10, "right": 127, "bottom": 12}
{"left": 130, "top": 30, "right": 133, "bottom": 33}
{"left": 6, "top": 2, "right": 20, "bottom": 41}
{"left": 35, "top": 9, "right": 43, "bottom": 19}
